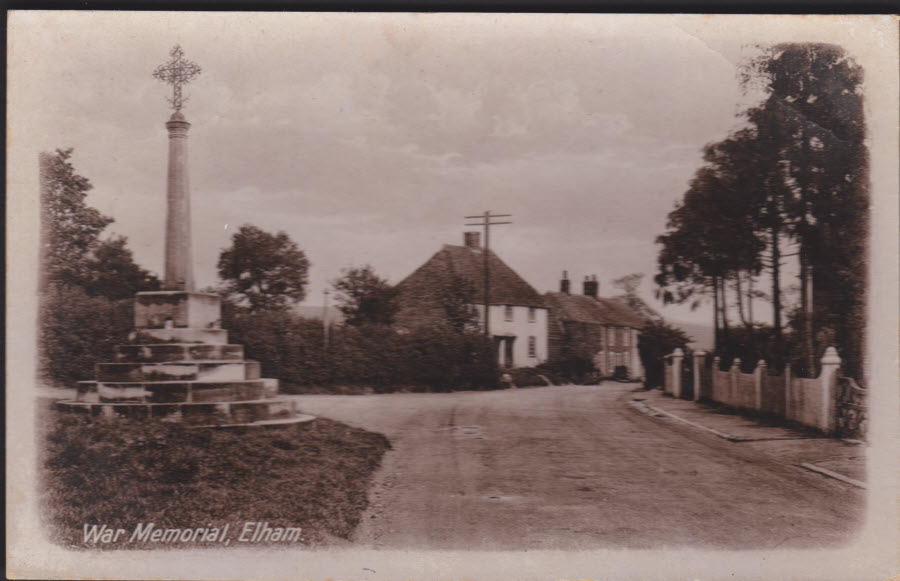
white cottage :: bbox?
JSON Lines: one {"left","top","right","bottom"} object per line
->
{"left": 394, "top": 233, "right": 549, "bottom": 368}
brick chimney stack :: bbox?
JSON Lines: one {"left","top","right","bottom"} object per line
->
{"left": 583, "top": 274, "right": 599, "bottom": 298}
{"left": 560, "top": 270, "right": 570, "bottom": 294}
{"left": 464, "top": 231, "right": 481, "bottom": 249}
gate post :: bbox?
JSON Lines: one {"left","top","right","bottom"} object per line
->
{"left": 730, "top": 358, "right": 742, "bottom": 407}
{"left": 820, "top": 347, "right": 841, "bottom": 434}
{"left": 693, "top": 350, "right": 706, "bottom": 401}
{"left": 754, "top": 360, "right": 766, "bottom": 412}
{"left": 672, "top": 348, "right": 684, "bottom": 399}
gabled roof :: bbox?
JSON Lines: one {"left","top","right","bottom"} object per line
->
{"left": 396, "top": 244, "right": 546, "bottom": 308}
{"left": 543, "top": 291, "right": 646, "bottom": 329}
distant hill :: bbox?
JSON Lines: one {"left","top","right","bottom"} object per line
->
{"left": 665, "top": 319, "right": 715, "bottom": 351}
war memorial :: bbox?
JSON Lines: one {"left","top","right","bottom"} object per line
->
{"left": 55, "top": 46, "right": 311, "bottom": 427}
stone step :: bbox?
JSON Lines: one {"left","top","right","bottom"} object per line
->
{"left": 129, "top": 328, "right": 229, "bottom": 344}
{"left": 114, "top": 344, "right": 245, "bottom": 363}
{"left": 56, "top": 397, "right": 300, "bottom": 426}
{"left": 96, "top": 360, "right": 260, "bottom": 383}
{"left": 76, "top": 378, "right": 279, "bottom": 404}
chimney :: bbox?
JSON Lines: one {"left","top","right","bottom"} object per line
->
{"left": 560, "top": 270, "right": 570, "bottom": 294}
{"left": 583, "top": 275, "right": 598, "bottom": 298}
{"left": 464, "top": 231, "right": 481, "bottom": 249}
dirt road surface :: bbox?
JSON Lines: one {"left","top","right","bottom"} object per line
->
{"left": 291, "top": 383, "right": 864, "bottom": 550}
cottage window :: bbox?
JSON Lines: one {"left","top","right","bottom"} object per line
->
{"left": 504, "top": 305, "right": 513, "bottom": 322}
{"left": 528, "top": 307, "right": 536, "bottom": 323}
{"left": 528, "top": 336, "right": 536, "bottom": 358}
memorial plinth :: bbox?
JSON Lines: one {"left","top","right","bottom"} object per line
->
{"left": 55, "top": 189, "right": 310, "bottom": 425}
{"left": 57, "top": 291, "right": 309, "bottom": 426}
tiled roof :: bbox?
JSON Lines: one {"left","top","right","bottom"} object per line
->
{"left": 543, "top": 291, "right": 646, "bottom": 329}
{"left": 396, "top": 244, "right": 546, "bottom": 309}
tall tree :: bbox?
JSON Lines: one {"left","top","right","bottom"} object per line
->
{"left": 39, "top": 149, "right": 114, "bottom": 290}
{"left": 655, "top": 137, "right": 765, "bottom": 350}
{"left": 217, "top": 224, "right": 310, "bottom": 312}
{"left": 743, "top": 43, "right": 868, "bottom": 378}
{"left": 332, "top": 265, "right": 398, "bottom": 327}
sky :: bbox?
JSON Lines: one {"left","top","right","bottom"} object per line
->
{"left": 9, "top": 13, "right": 889, "bottom": 330}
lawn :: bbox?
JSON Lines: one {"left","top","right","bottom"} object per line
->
{"left": 38, "top": 403, "right": 390, "bottom": 549}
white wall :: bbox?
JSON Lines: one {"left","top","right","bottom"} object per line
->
{"left": 474, "top": 304, "right": 548, "bottom": 367}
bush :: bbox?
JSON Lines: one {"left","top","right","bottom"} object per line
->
{"left": 222, "top": 302, "right": 499, "bottom": 392}
{"left": 39, "top": 285, "right": 133, "bottom": 386}
{"left": 637, "top": 320, "right": 692, "bottom": 389}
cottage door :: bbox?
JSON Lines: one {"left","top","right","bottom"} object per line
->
{"left": 504, "top": 337, "right": 515, "bottom": 368}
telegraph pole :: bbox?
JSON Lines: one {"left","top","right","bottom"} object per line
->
{"left": 322, "top": 288, "right": 331, "bottom": 349}
{"left": 465, "top": 211, "right": 512, "bottom": 337}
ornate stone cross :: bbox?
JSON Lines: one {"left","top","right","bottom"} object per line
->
{"left": 153, "top": 45, "right": 202, "bottom": 112}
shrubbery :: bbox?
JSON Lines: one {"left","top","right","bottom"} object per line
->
{"left": 39, "top": 285, "right": 133, "bottom": 386}
{"left": 223, "top": 303, "right": 499, "bottom": 392}
{"left": 638, "top": 320, "right": 692, "bottom": 389}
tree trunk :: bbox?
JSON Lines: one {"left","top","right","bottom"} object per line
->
{"left": 771, "top": 225, "right": 784, "bottom": 368}
{"left": 747, "top": 274, "right": 754, "bottom": 326}
{"left": 735, "top": 273, "right": 749, "bottom": 328}
{"left": 719, "top": 276, "right": 731, "bottom": 335}
{"left": 712, "top": 275, "right": 720, "bottom": 352}
{"left": 797, "top": 120, "right": 817, "bottom": 375}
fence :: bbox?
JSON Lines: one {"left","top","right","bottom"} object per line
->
{"left": 661, "top": 347, "right": 866, "bottom": 438}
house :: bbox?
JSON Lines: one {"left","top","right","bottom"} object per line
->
{"left": 544, "top": 272, "right": 646, "bottom": 379}
{"left": 394, "top": 232, "right": 549, "bottom": 368}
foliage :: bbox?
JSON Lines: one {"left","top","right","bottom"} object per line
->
{"left": 40, "top": 149, "right": 114, "bottom": 290}
{"left": 715, "top": 325, "right": 782, "bottom": 374}
{"left": 37, "top": 149, "right": 162, "bottom": 386}
{"left": 332, "top": 265, "right": 399, "bottom": 327}
{"left": 222, "top": 300, "right": 498, "bottom": 392}
{"left": 217, "top": 224, "right": 310, "bottom": 312}
{"left": 438, "top": 272, "right": 481, "bottom": 333}
{"left": 637, "top": 320, "right": 692, "bottom": 389}
{"left": 40, "top": 410, "right": 390, "bottom": 548}
{"left": 80, "top": 236, "right": 161, "bottom": 300}
{"left": 656, "top": 43, "right": 868, "bottom": 381}
{"left": 38, "top": 285, "right": 133, "bottom": 386}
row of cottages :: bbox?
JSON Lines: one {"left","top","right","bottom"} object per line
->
{"left": 544, "top": 273, "right": 646, "bottom": 379}
{"left": 394, "top": 233, "right": 646, "bottom": 378}
{"left": 394, "top": 232, "right": 549, "bottom": 368}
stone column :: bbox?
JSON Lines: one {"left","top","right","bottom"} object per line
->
{"left": 164, "top": 111, "right": 193, "bottom": 291}
{"left": 819, "top": 346, "right": 841, "bottom": 434}
{"left": 672, "top": 348, "right": 684, "bottom": 399}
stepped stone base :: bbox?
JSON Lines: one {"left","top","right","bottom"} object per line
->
{"left": 57, "top": 292, "right": 308, "bottom": 427}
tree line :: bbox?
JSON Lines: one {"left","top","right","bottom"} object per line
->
{"left": 654, "top": 43, "right": 868, "bottom": 380}
{"left": 37, "top": 151, "right": 494, "bottom": 390}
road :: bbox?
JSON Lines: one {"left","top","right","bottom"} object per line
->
{"left": 291, "top": 383, "right": 864, "bottom": 550}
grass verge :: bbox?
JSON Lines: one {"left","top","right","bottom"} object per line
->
{"left": 39, "top": 404, "right": 390, "bottom": 550}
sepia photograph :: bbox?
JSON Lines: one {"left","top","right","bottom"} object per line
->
{"left": 6, "top": 12, "right": 900, "bottom": 580}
